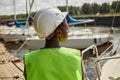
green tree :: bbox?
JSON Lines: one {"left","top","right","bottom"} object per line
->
{"left": 111, "top": 1, "right": 120, "bottom": 13}
{"left": 58, "top": 6, "right": 81, "bottom": 15}
{"left": 81, "top": 3, "right": 92, "bottom": 14}
{"left": 69, "top": 6, "right": 74, "bottom": 15}
{"left": 110, "top": 8, "right": 115, "bottom": 14}
{"left": 91, "top": 3, "right": 100, "bottom": 14}
{"left": 58, "top": 6, "right": 66, "bottom": 12}
{"left": 72, "top": 6, "right": 81, "bottom": 15}
{"left": 100, "top": 3, "right": 110, "bottom": 13}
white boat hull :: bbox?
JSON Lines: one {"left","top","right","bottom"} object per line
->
{"left": 0, "top": 34, "right": 27, "bottom": 42}
{"left": 26, "top": 34, "right": 110, "bottom": 50}
{"left": 0, "top": 26, "right": 36, "bottom": 42}
{"left": 60, "top": 37, "right": 109, "bottom": 49}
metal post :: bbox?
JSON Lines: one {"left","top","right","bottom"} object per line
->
{"left": 66, "top": 0, "right": 69, "bottom": 13}
{"left": 13, "top": 0, "right": 16, "bottom": 20}
{"left": 81, "top": 44, "right": 99, "bottom": 80}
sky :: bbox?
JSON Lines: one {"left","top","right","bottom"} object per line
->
{"left": 0, "top": 0, "right": 116, "bottom": 15}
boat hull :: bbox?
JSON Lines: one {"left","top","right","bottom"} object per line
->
{"left": 26, "top": 36, "right": 110, "bottom": 50}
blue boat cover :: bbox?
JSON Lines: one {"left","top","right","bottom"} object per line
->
{"left": 14, "top": 20, "right": 26, "bottom": 28}
{"left": 66, "top": 15, "right": 94, "bottom": 25}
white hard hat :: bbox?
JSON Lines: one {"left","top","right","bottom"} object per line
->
{"left": 33, "top": 7, "right": 68, "bottom": 39}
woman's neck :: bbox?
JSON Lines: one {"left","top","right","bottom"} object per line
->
{"left": 44, "top": 37, "right": 60, "bottom": 48}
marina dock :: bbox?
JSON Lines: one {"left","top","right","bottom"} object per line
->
{"left": 0, "top": 41, "right": 120, "bottom": 80}
{"left": 0, "top": 43, "right": 25, "bottom": 80}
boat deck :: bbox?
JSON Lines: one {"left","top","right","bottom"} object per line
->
{"left": 100, "top": 53, "right": 120, "bottom": 80}
{"left": 0, "top": 43, "right": 25, "bottom": 80}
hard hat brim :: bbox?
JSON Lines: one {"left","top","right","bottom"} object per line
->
{"left": 62, "top": 12, "right": 68, "bottom": 19}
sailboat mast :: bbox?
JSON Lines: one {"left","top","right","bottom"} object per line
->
{"left": 13, "top": 0, "right": 16, "bottom": 20}
{"left": 66, "top": 0, "right": 69, "bottom": 13}
{"left": 26, "top": 0, "right": 29, "bottom": 18}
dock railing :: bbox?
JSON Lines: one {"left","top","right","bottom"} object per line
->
{"left": 81, "top": 40, "right": 115, "bottom": 80}
{"left": 81, "top": 44, "right": 100, "bottom": 80}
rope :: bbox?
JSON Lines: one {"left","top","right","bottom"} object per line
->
{"left": 13, "top": 0, "right": 35, "bottom": 56}
{"left": 34, "top": 0, "right": 39, "bottom": 12}
{"left": 23, "top": 0, "right": 34, "bottom": 34}
{"left": 15, "top": 40, "right": 29, "bottom": 54}
{"left": 9, "top": 40, "right": 29, "bottom": 62}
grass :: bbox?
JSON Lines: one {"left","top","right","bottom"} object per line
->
{"left": 72, "top": 13, "right": 120, "bottom": 18}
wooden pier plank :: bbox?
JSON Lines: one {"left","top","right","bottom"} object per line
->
{"left": 0, "top": 43, "right": 25, "bottom": 80}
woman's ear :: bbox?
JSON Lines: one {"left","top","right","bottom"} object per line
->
{"left": 54, "top": 28, "right": 62, "bottom": 40}
{"left": 57, "top": 29, "right": 62, "bottom": 36}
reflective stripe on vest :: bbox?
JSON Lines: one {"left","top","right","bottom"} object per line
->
{"left": 25, "top": 47, "right": 82, "bottom": 80}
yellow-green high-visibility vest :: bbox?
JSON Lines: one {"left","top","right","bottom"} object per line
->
{"left": 24, "top": 47, "right": 82, "bottom": 80}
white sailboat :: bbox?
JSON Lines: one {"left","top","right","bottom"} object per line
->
{"left": 0, "top": 0, "right": 35, "bottom": 42}
{"left": 0, "top": 26, "right": 36, "bottom": 42}
{"left": 26, "top": 28, "right": 112, "bottom": 50}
